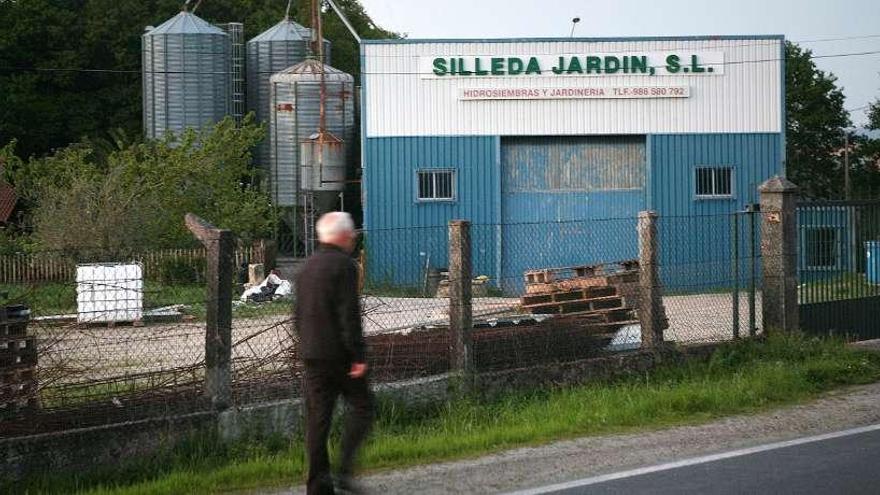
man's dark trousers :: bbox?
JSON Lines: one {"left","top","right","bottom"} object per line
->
{"left": 304, "top": 359, "right": 374, "bottom": 495}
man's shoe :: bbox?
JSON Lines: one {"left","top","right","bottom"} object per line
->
{"left": 334, "top": 474, "right": 367, "bottom": 494}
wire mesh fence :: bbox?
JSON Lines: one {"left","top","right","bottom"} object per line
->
{"left": 1, "top": 211, "right": 762, "bottom": 439}
{"left": 658, "top": 210, "right": 763, "bottom": 344}
{"left": 2, "top": 255, "right": 209, "bottom": 436}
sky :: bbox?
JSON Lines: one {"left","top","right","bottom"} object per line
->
{"left": 358, "top": 0, "right": 880, "bottom": 126}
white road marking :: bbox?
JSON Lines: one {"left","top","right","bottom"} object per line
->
{"left": 505, "top": 423, "right": 880, "bottom": 495}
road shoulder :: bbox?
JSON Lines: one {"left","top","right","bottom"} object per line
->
{"left": 269, "top": 381, "right": 880, "bottom": 494}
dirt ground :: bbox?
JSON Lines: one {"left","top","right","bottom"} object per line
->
{"left": 34, "top": 292, "right": 762, "bottom": 385}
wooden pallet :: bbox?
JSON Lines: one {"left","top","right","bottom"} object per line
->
{"left": 0, "top": 336, "right": 37, "bottom": 368}
{"left": 1, "top": 304, "right": 38, "bottom": 413}
{"left": 521, "top": 286, "right": 619, "bottom": 307}
{"left": 0, "top": 307, "right": 29, "bottom": 338}
{"left": 524, "top": 260, "right": 640, "bottom": 295}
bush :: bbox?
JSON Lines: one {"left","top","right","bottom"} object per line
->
{"left": 5, "top": 116, "right": 275, "bottom": 253}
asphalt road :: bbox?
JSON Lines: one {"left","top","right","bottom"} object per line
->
{"left": 511, "top": 424, "right": 880, "bottom": 495}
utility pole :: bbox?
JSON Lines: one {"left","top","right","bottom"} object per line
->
{"left": 844, "top": 132, "right": 851, "bottom": 200}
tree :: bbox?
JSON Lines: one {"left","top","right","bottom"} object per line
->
{"left": 868, "top": 98, "right": 880, "bottom": 130}
{"left": 850, "top": 92, "right": 880, "bottom": 198}
{"left": 11, "top": 116, "right": 275, "bottom": 253}
{"left": 0, "top": 0, "right": 398, "bottom": 159}
{"left": 785, "top": 42, "right": 851, "bottom": 199}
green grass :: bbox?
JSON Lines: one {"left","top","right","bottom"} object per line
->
{"left": 799, "top": 272, "right": 880, "bottom": 303}
{"left": 0, "top": 282, "right": 292, "bottom": 321}
{"left": 0, "top": 282, "right": 206, "bottom": 316}
{"left": 16, "top": 333, "right": 880, "bottom": 495}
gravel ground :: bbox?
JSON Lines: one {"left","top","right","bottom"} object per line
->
{"left": 265, "top": 381, "right": 880, "bottom": 495}
{"left": 34, "top": 292, "right": 762, "bottom": 385}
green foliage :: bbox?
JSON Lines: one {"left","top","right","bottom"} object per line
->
{"left": 0, "top": 0, "right": 399, "bottom": 160}
{"left": 850, "top": 95, "right": 880, "bottom": 198}
{"left": 868, "top": 99, "right": 880, "bottom": 131}
{"left": 785, "top": 42, "right": 851, "bottom": 199}
{"left": 10, "top": 116, "right": 275, "bottom": 252}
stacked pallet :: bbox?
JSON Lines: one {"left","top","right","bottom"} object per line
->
{"left": 520, "top": 261, "right": 642, "bottom": 333}
{"left": 1, "top": 303, "right": 38, "bottom": 414}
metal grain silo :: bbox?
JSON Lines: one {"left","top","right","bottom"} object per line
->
{"left": 142, "top": 11, "right": 231, "bottom": 140}
{"left": 268, "top": 59, "right": 354, "bottom": 208}
{"left": 246, "top": 19, "right": 308, "bottom": 171}
{"left": 295, "top": 26, "right": 332, "bottom": 65}
{"left": 300, "top": 131, "right": 346, "bottom": 208}
{"left": 300, "top": 131, "right": 347, "bottom": 255}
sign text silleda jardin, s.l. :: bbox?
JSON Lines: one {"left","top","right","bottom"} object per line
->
{"left": 421, "top": 52, "right": 724, "bottom": 78}
{"left": 417, "top": 52, "right": 724, "bottom": 100}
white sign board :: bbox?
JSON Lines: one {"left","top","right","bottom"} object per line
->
{"left": 76, "top": 263, "right": 143, "bottom": 323}
{"left": 460, "top": 85, "right": 690, "bottom": 100}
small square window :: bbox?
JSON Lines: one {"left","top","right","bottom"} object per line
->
{"left": 417, "top": 170, "right": 455, "bottom": 201}
{"left": 805, "top": 227, "right": 839, "bottom": 269}
{"left": 695, "top": 167, "right": 734, "bottom": 198}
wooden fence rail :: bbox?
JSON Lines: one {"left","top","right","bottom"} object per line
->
{"left": 0, "top": 245, "right": 264, "bottom": 285}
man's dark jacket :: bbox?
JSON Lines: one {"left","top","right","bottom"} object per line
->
{"left": 295, "top": 244, "right": 365, "bottom": 363}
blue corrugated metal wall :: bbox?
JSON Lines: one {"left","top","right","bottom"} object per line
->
{"left": 362, "top": 133, "right": 782, "bottom": 292}
{"left": 363, "top": 136, "right": 499, "bottom": 287}
{"left": 500, "top": 136, "right": 646, "bottom": 292}
{"left": 650, "top": 133, "right": 782, "bottom": 290}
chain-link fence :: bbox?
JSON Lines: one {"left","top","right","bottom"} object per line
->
{"left": 1, "top": 210, "right": 762, "bottom": 440}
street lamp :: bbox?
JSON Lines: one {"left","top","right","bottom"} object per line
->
{"left": 570, "top": 17, "right": 581, "bottom": 38}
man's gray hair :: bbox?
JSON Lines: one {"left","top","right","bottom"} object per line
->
{"left": 316, "top": 211, "right": 355, "bottom": 242}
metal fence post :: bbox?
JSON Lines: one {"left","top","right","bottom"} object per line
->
{"left": 637, "top": 211, "right": 664, "bottom": 348}
{"left": 186, "top": 214, "right": 234, "bottom": 410}
{"left": 449, "top": 220, "right": 473, "bottom": 377}
{"left": 732, "top": 212, "right": 741, "bottom": 339}
{"left": 759, "top": 177, "right": 799, "bottom": 333}
{"left": 747, "top": 203, "right": 759, "bottom": 337}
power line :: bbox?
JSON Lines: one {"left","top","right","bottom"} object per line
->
{"left": 358, "top": 49, "right": 880, "bottom": 76}
{"left": 1, "top": 45, "right": 879, "bottom": 77}
{"left": 355, "top": 34, "right": 880, "bottom": 58}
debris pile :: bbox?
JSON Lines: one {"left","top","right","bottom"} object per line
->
{"left": 520, "top": 260, "right": 644, "bottom": 333}
{"left": 240, "top": 270, "right": 292, "bottom": 303}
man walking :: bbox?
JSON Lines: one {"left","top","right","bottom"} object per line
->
{"left": 296, "top": 212, "right": 374, "bottom": 494}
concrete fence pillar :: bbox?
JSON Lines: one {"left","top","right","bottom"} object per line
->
{"left": 186, "top": 213, "right": 234, "bottom": 410}
{"left": 638, "top": 211, "right": 664, "bottom": 348}
{"left": 759, "top": 176, "right": 799, "bottom": 333}
{"left": 448, "top": 220, "right": 473, "bottom": 376}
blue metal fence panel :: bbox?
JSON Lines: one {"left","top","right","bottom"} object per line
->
{"left": 363, "top": 136, "right": 499, "bottom": 287}
{"left": 797, "top": 205, "right": 854, "bottom": 281}
{"left": 499, "top": 136, "right": 646, "bottom": 292}
{"left": 650, "top": 133, "right": 781, "bottom": 290}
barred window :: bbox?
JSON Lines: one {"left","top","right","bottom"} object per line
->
{"left": 417, "top": 170, "right": 455, "bottom": 201}
{"left": 695, "top": 167, "right": 734, "bottom": 198}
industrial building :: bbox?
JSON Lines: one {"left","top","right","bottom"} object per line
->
{"left": 360, "top": 36, "right": 785, "bottom": 290}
